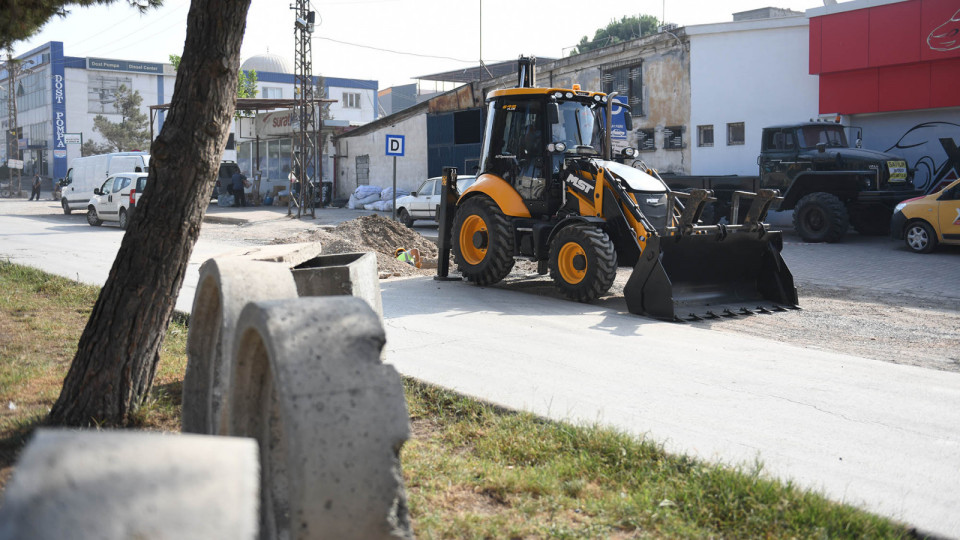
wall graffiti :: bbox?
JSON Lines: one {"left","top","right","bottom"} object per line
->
{"left": 885, "top": 122, "right": 960, "bottom": 194}
{"left": 928, "top": 8, "right": 960, "bottom": 52}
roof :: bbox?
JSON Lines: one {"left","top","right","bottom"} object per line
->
{"left": 416, "top": 58, "right": 555, "bottom": 83}
{"left": 241, "top": 53, "right": 293, "bottom": 74}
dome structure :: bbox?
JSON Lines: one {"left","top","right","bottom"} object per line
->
{"left": 241, "top": 52, "right": 293, "bottom": 74}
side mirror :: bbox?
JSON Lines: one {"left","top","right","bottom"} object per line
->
{"left": 548, "top": 102, "right": 560, "bottom": 124}
{"left": 93, "top": 188, "right": 101, "bottom": 195}
{"left": 410, "top": 191, "right": 417, "bottom": 197}
{"left": 624, "top": 114, "right": 633, "bottom": 132}
{"left": 817, "top": 143, "right": 826, "bottom": 153}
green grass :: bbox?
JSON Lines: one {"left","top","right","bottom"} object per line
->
{"left": 0, "top": 260, "right": 913, "bottom": 538}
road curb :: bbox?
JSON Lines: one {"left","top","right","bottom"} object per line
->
{"left": 203, "top": 215, "right": 248, "bottom": 225}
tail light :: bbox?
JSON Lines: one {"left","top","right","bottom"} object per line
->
{"left": 129, "top": 189, "right": 136, "bottom": 208}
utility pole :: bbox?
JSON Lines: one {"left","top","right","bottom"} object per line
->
{"left": 4, "top": 50, "right": 23, "bottom": 196}
{"left": 291, "top": 0, "right": 317, "bottom": 219}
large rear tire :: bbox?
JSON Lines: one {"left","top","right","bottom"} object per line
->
{"left": 452, "top": 196, "right": 515, "bottom": 285}
{"left": 793, "top": 192, "right": 848, "bottom": 243}
{"left": 549, "top": 223, "right": 617, "bottom": 303}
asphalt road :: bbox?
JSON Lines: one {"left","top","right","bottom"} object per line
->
{"left": 2, "top": 199, "right": 959, "bottom": 537}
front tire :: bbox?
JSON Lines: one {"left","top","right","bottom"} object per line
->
{"left": 62, "top": 199, "right": 72, "bottom": 215}
{"left": 549, "top": 223, "right": 617, "bottom": 303}
{"left": 119, "top": 208, "right": 129, "bottom": 230}
{"left": 452, "top": 196, "right": 515, "bottom": 285}
{"left": 793, "top": 192, "right": 849, "bottom": 243}
{"left": 86, "top": 207, "right": 102, "bottom": 226}
{"left": 398, "top": 208, "right": 414, "bottom": 228}
{"left": 904, "top": 221, "right": 937, "bottom": 253}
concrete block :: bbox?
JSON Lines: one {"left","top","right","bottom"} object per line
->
{"left": 183, "top": 258, "right": 299, "bottom": 435}
{"left": 217, "top": 242, "right": 324, "bottom": 266}
{"left": 0, "top": 429, "right": 259, "bottom": 540}
{"left": 291, "top": 252, "right": 384, "bottom": 320}
{"left": 228, "top": 296, "right": 412, "bottom": 540}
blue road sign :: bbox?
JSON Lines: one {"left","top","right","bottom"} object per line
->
{"left": 386, "top": 134, "right": 405, "bottom": 156}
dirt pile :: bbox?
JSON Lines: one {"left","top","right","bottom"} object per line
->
{"left": 274, "top": 214, "right": 440, "bottom": 277}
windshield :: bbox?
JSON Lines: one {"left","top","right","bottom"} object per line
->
{"left": 552, "top": 100, "right": 602, "bottom": 152}
{"left": 798, "top": 126, "right": 848, "bottom": 149}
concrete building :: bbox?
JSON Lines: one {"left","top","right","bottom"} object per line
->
{"left": 1, "top": 41, "right": 176, "bottom": 186}
{"left": 233, "top": 52, "right": 378, "bottom": 194}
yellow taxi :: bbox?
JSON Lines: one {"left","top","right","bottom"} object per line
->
{"left": 891, "top": 178, "right": 960, "bottom": 253}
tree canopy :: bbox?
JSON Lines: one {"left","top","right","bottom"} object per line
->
{"left": 573, "top": 14, "right": 660, "bottom": 55}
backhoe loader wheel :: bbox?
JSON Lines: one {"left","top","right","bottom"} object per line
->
{"left": 549, "top": 223, "right": 616, "bottom": 303}
{"left": 452, "top": 196, "right": 515, "bottom": 285}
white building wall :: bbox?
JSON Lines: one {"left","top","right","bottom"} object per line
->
{"left": 688, "top": 19, "right": 819, "bottom": 175}
{"left": 336, "top": 113, "right": 428, "bottom": 199}
{"left": 327, "top": 85, "right": 376, "bottom": 125}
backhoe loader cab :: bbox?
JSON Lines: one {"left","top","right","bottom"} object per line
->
{"left": 442, "top": 60, "right": 797, "bottom": 320}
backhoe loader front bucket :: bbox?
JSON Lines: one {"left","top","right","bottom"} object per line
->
{"left": 623, "top": 231, "right": 798, "bottom": 321}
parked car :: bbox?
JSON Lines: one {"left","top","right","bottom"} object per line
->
{"left": 395, "top": 175, "right": 476, "bottom": 227}
{"left": 86, "top": 172, "right": 150, "bottom": 230}
{"left": 890, "top": 178, "right": 960, "bottom": 253}
{"left": 61, "top": 152, "right": 149, "bottom": 215}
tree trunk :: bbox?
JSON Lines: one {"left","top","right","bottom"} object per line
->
{"left": 48, "top": 0, "right": 252, "bottom": 426}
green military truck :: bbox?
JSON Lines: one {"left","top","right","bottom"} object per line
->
{"left": 664, "top": 122, "right": 924, "bottom": 243}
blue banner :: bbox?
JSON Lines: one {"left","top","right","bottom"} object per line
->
{"left": 51, "top": 42, "right": 67, "bottom": 179}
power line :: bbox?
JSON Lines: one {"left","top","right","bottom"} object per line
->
{"left": 312, "top": 35, "right": 475, "bottom": 63}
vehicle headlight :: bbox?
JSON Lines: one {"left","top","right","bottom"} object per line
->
{"left": 894, "top": 202, "right": 906, "bottom": 213}
{"left": 554, "top": 142, "right": 567, "bottom": 153}
{"left": 621, "top": 147, "right": 636, "bottom": 158}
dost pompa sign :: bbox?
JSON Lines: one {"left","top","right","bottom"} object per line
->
{"left": 51, "top": 42, "right": 68, "bottom": 179}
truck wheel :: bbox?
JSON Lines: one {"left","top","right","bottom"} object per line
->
{"left": 452, "top": 196, "right": 515, "bottom": 285}
{"left": 62, "top": 199, "right": 72, "bottom": 215}
{"left": 549, "top": 223, "right": 617, "bottom": 303}
{"left": 397, "top": 208, "right": 414, "bottom": 228}
{"left": 793, "top": 192, "right": 849, "bottom": 243}
{"left": 86, "top": 207, "right": 102, "bottom": 227}
{"left": 904, "top": 221, "right": 937, "bottom": 253}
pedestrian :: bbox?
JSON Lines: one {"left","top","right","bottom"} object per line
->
{"left": 395, "top": 247, "right": 422, "bottom": 269}
{"left": 28, "top": 174, "right": 42, "bottom": 201}
{"left": 231, "top": 171, "right": 247, "bottom": 207}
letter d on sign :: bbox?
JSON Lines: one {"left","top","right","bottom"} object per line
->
{"left": 385, "top": 134, "right": 405, "bottom": 157}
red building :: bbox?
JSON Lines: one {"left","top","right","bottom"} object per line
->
{"left": 809, "top": 0, "right": 960, "bottom": 193}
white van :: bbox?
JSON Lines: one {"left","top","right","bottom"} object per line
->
{"left": 60, "top": 152, "right": 150, "bottom": 215}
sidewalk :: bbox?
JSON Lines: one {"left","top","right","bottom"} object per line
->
{"left": 203, "top": 202, "right": 382, "bottom": 227}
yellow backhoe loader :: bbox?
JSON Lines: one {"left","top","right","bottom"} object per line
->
{"left": 435, "top": 57, "right": 797, "bottom": 321}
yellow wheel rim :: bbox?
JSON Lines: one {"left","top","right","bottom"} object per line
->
{"left": 558, "top": 242, "right": 587, "bottom": 284}
{"left": 459, "top": 214, "right": 488, "bottom": 265}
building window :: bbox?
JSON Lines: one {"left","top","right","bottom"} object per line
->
{"left": 88, "top": 73, "right": 133, "bottom": 114}
{"left": 262, "top": 86, "right": 282, "bottom": 99}
{"left": 637, "top": 129, "right": 655, "bottom": 151}
{"left": 697, "top": 125, "right": 714, "bottom": 147}
{"left": 727, "top": 122, "right": 745, "bottom": 146}
{"left": 601, "top": 62, "right": 642, "bottom": 116}
{"left": 663, "top": 126, "right": 684, "bottom": 150}
{"left": 343, "top": 92, "right": 361, "bottom": 109}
